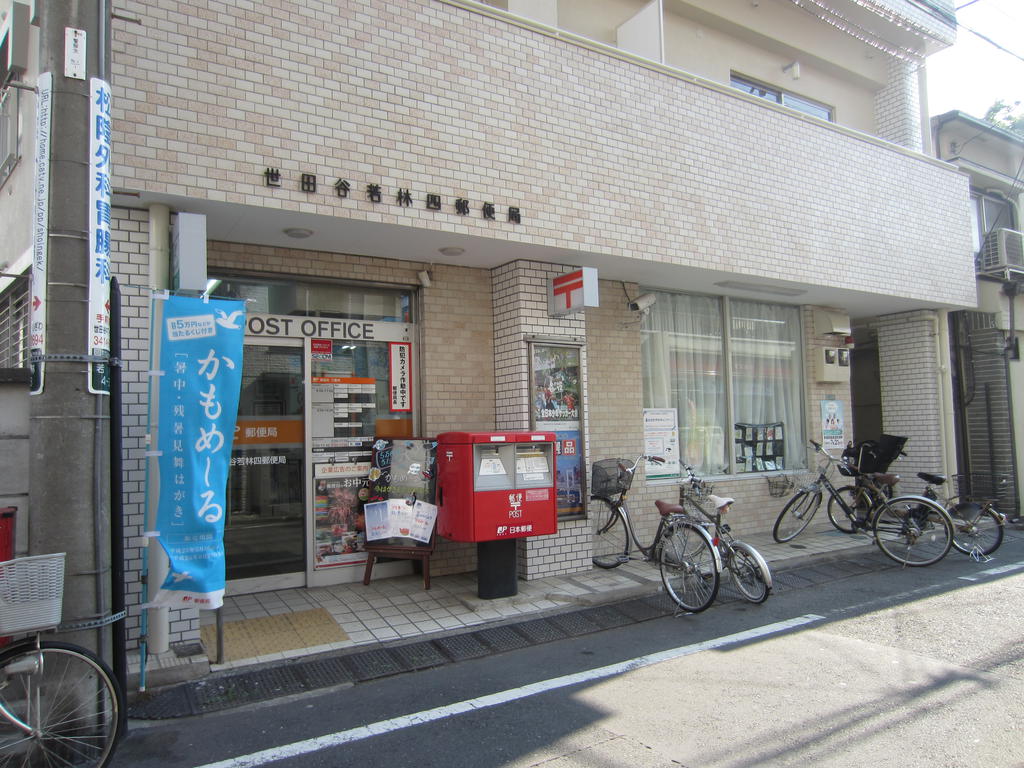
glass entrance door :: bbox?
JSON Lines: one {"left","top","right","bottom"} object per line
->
{"left": 225, "top": 341, "right": 305, "bottom": 591}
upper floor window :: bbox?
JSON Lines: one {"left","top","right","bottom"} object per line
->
{"left": 970, "top": 192, "right": 1016, "bottom": 254}
{"left": 731, "top": 74, "right": 834, "bottom": 122}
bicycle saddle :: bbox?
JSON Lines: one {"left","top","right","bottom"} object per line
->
{"left": 655, "top": 500, "right": 685, "bottom": 517}
{"left": 708, "top": 494, "right": 734, "bottom": 510}
{"left": 917, "top": 472, "right": 946, "bottom": 485}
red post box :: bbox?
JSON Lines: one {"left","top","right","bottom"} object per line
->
{"left": 436, "top": 431, "right": 558, "bottom": 543}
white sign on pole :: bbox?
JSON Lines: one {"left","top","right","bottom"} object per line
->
{"left": 87, "top": 78, "right": 113, "bottom": 394}
{"left": 64, "top": 28, "right": 86, "bottom": 80}
{"left": 29, "top": 72, "right": 53, "bottom": 395}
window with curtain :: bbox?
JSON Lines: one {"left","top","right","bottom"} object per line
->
{"left": 642, "top": 292, "right": 805, "bottom": 476}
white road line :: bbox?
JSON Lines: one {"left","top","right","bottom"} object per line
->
{"left": 958, "top": 559, "right": 1024, "bottom": 581}
{"left": 191, "top": 613, "right": 824, "bottom": 768}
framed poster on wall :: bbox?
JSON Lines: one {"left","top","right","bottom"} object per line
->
{"left": 530, "top": 341, "right": 585, "bottom": 517}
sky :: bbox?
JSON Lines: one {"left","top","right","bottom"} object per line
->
{"left": 925, "top": 0, "right": 1024, "bottom": 120}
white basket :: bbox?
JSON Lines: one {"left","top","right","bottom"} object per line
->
{"left": 0, "top": 553, "right": 65, "bottom": 635}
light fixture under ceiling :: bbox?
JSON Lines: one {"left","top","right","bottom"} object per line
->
{"left": 714, "top": 280, "right": 806, "bottom": 297}
{"left": 283, "top": 227, "right": 314, "bottom": 239}
{"left": 438, "top": 246, "right": 465, "bottom": 257}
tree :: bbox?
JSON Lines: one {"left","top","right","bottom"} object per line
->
{"left": 983, "top": 100, "right": 1024, "bottom": 138}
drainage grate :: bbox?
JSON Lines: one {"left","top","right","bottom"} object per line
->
{"left": 342, "top": 649, "right": 405, "bottom": 682}
{"left": 513, "top": 618, "right": 569, "bottom": 644}
{"left": 434, "top": 632, "right": 492, "bottom": 662}
{"left": 475, "top": 625, "right": 533, "bottom": 653}
{"left": 616, "top": 597, "right": 668, "bottom": 622}
{"left": 547, "top": 611, "right": 602, "bottom": 638}
{"left": 127, "top": 685, "right": 193, "bottom": 720}
{"left": 390, "top": 642, "right": 449, "bottom": 671}
{"left": 297, "top": 656, "right": 355, "bottom": 689}
{"left": 192, "top": 667, "right": 308, "bottom": 713}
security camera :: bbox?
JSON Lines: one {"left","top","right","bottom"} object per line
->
{"left": 628, "top": 293, "right": 657, "bottom": 312}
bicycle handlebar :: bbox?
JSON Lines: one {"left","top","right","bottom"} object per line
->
{"left": 617, "top": 455, "right": 665, "bottom": 475}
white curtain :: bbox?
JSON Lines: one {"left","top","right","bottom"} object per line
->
{"left": 642, "top": 293, "right": 727, "bottom": 474}
{"left": 730, "top": 299, "right": 803, "bottom": 472}
{"left": 642, "top": 293, "right": 804, "bottom": 474}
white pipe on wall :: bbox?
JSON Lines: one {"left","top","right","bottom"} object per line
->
{"left": 147, "top": 203, "right": 171, "bottom": 655}
{"left": 934, "top": 310, "right": 957, "bottom": 483}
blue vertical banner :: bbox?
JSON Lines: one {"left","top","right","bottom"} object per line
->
{"left": 152, "top": 295, "right": 246, "bottom": 609}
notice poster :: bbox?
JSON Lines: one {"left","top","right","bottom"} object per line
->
{"left": 368, "top": 438, "right": 436, "bottom": 505}
{"left": 364, "top": 499, "right": 437, "bottom": 544}
{"left": 312, "top": 438, "right": 373, "bottom": 568}
{"left": 365, "top": 439, "right": 437, "bottom": 547}
{"left": 532, "top": 343, "right": 585, "bottom": 516}
{"left": 553, "top": 430, "right": 584, "bottom": 516}
{"left": 643, "top": 408, "right": 680, "bottom": 479}
{"left": 821, "top": 399, "right": 845, "bottom": 453}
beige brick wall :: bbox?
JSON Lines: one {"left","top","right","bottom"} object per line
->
{"left": 111, "top": 0, "right": 974, "bottom": 310}
{"left": 875, "top": 310, "right": 945, "bottom": 494}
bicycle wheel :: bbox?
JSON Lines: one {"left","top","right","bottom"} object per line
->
{"left": 592, "top": 500, "right": 630, "bottom": 568}
{"left": 826, "top": 485, "right": 868, "bottom": 534}
{"left": 659, "top": 520, "right": 719, "bottom": 613}
{"left": 872, "top": 496, "right": 953, "bottom": 567}
{"left": 0, "top": 641, "right": 122, "bottom": 768}
{"left": 728, "top": 542, "right": 771, "bottom": 604}
{"left": 772, "top": 490, "right": 822, "bottom": 543}
{"left": 948, "top": 501, "right": 1004, "bottom": 557}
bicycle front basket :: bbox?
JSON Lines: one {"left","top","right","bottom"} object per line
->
{"left": 591, "top": 459, "right": 632, "bottom": 496}
{"left": 0, "top": 553, "right": 65, "bottom": 635}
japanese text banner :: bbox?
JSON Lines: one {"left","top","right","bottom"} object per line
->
{"left": 152, "top": 295, "right": 245, "bottom": 609}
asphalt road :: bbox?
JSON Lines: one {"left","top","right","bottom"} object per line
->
{"left": 112, "top": 530, "right": 1024, "bottom": 768}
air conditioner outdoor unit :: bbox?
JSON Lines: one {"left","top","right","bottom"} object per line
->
{"left": 978, "top": 228, "right": 1024, "bottom": 275}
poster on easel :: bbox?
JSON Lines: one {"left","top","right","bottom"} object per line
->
{"left": 364, "top": 498, "right": 437, "bottom": 544}
{"left": 365, "top": 438, "right": 437, "bottom": 547}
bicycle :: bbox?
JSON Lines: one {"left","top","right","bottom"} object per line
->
{"left": 590, "top": 456, "right": 722, "bottom": 613}
{"left": 679, "top": 467, "right": 772, "bottom": 603}
{"left": 772, "top": 440, "right": 956, "bottom": 567}
{"left": 0, "top": 553, "right": 123, "bottom": 767}
{"left": 918, "top": 472, "right": 1006, "bottom": 559}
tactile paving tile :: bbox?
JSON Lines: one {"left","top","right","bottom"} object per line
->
{"left": 389, "top": 641, "right": 449, "bottom": 671}
{"left": 341, "top": 648, "right": 405, "bottom": 681}
{"left": 512, "top": 618, "right": 569, "bottom": 644}
{"left": 433, "top": 632, "right": 492, "bottom": 661}
{"left": 475, "top": 624, "right": 533, "bottom": 652}
{"left": 547, "top": 610, "right": 602, "bottom": 637}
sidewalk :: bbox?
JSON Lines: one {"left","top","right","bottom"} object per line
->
{"left": 130, "top": 518, "right": 878, "bottom": 696}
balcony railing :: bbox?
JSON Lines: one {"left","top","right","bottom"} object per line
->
{"left": 978, "top": 228, "right": 1024, "bottom": 277}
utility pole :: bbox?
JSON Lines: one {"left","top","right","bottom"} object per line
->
{"left": 30, "top": 0, "right": 113, "bottom": 659}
